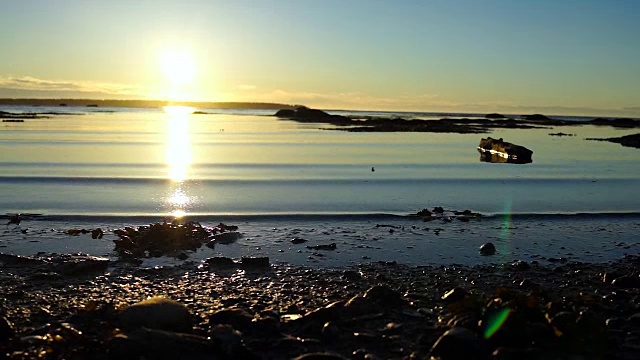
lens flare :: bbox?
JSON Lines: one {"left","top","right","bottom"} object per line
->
{"left": 484, "top": 308, "right": 511, "bottom": 339}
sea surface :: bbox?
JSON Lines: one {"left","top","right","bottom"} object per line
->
{"left": 1, "top": 106, "right": 639, "bottom": 267}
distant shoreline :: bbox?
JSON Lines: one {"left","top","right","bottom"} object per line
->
{"left": 0, "top": 98, "right": 294, "bottom": 110}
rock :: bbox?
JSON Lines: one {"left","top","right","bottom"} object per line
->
{"left": 589, "top": 118, "right": 639, "bottom": 128}
{"left": 628, "top": 313, "right": 640, "bottom": 325}
{"left": 363, "top": 285, "right": 406, "bottom": 307}
{"left": 201, "top": 256, "right": 235, "bottom": 268}
{"left": 275, "top": 106, "right": 352, "bottom": 126}
{"left": 441, "top": 288, "right": 468, "bottom": 304}
{"left": 291, "top": 237, "right": 308, "bottom": 244}
{"left": 299, "top": 301, "right": 345, "bottom": 324}
{"left": 209, "top": 308, "right": 254, "bottom": 331}
{"left": 108, "top": 327, "right": 216, "bottom": 360}
{"left": 307, "top": 243, "right": 337, "bottom": 251}
{"left": 485, "top": 113, "right": 506, "bottom": 119}
{"left": 321, "top": 321, "right": 340, "bottom": 339}
{"left": 479, "top": 243, "right": 496, "bottom": 255}
{"left": 241, "top": 256, "right": 270, "bottom": 269}
{"left": 209, "top": 231, "right": 242, "bottom": 245}
{"left": 0, "top": 315, "right": 15, "bottom": 342}
{"left": 210, "top": 324, "right": 257, "bottom": 359}
{"left": 91, "top": 228, "right": 104, "bottom": 239}
{"left": 477, "top": 137, "right": 533, "bottom": 164}
{"left": 119, "top": 296, "right": 192, "bottom": 333}
{"left": 587, "top": 133, "right": 640, "bottom": 149}
{"left": 292, "top": 352, "right": 350, "bottom": 360}
{"left": 416, "top": 208, "right": 432, "bottom": 217}
{"left": 523, "top": 114, "right": 551, "bottom": 121}
{"left": 430, "top": 327, "right": 488, "bottom": 360}
{"left": 113, "top": 221, "right": 217, "bottom": 258}
{"left": 54, "top": 254, "right": 110, "bottom": 275}
{"left": 611, "top": 275, "right": 640, "bottom": 288}
{"left": 509, "top": 260, "right": 530, "bottom": 271}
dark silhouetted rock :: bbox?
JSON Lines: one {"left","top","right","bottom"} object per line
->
{"left": 119, "top": 297, "right": 192, "bottom": 333}
{"left": 363, "top": 285, "right": 406, "bottom": 307}
{"left": 241, "top": 256, "right": 270, "bottom": 269}
{"left": 480, "top": 242, "right": 496, "bottom": 255}
{"left": 291, "top": 237, "right": 308, "bottom": 244}
{"left": 209, "top": 308, "right": 254, "bottom": 331}
{"left": 275, "top": 106, "right": 352, "bottom": 125}
{"left": 0, "top": 316, "right": 15, "bottom": 342}
{"left": 430, "top": 327, "right": 488, "bottom": 360}
{"left": 589, "top": 118, "right": 639, "bottom": 128}
{"left": 588, "top": 133, "right": 640, "bottom": 149}
{"left": 201, "top": 256, "right": 235, "bottom": 268}
{"left": 293, "top": 352, "right": 349, "bottom": 360}
{"left": 485, "top": 113, "right": 506, "bottom": 119}
{"left": 209, "top": 231, "right": 241, "bottom": 245}
{"left": 611, "top": 275, "right": 640, "bottom": 288}
{"left": 523, "top": 114, "right": 551, "bottom": 121}
{"left": 108, "top": 328, "right": 216, "bottom": 360}
{"left": 307, "top": 243, "right": 337, "bottom": 251}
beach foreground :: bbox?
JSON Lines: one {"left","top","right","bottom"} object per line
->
{"left": 1, "top": 254, "right": 639, "bottom": 359}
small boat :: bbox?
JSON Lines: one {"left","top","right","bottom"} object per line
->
{"left": 477, "top": 137, "right": 533, "bottom": 164}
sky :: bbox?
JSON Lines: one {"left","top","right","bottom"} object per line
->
{"left": 0, "top": 0, "right": 639, "bottom": 116}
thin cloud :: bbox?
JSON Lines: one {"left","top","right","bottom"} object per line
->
{"left": 0, "top": 76, "right": 150, "bottom": 97}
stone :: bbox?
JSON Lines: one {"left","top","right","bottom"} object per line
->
{"left": 241, "top": 256, "right": 270, "bottom": 268}
{"left": 509, "top": 260, "right": 531, "bottom": 270}
{"left": 119, "top": 296, "right": 192, "bottom": 333}
{"left": 292, "top": 352, "right": 350, "bottom": 360}
{"left": 201, "top": 257, "right": 235, "bottom": 268}
{"left": 108, "top": 327, "right": 216, "bottom": 360}
{"left": 485, "top": 113, "right": 506, "bottom": 119}
{"left": 307, "top": 243, "right": 337, "bottom": 251}
{"left": 611, "top": 275, "right": 640, "bottom": 288}
{"left": 0, "top": 315, "right": 15, "bottom": 342}
{"left": 441, "top": 288, "right": 468, "bottom": 304}
{"left": 209, "top": 308, "right": 254, "bottom": 331}
{"left": 430, "top": 327, "right": 488, "bottom": 360}
{"left": 291, "top": 237, "right": 308, "bottom": 244}
{"left": 55, "top": 254, "right": 110, "bottom": 275}
{"left": 91, "top": 228, "right": 104, "bottom": 239}
{"left": 209, "top": 231, "right": 242, "bottom": 245}
{"left": 479, "top": 243, "right": 496, "bottom": 255}
{"left": 363, "top": 285, "right": 406, "bottom": 307}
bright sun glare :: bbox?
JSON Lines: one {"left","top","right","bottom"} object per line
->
{"left": 160, "top": 50, "right": 195, "bottom": 86}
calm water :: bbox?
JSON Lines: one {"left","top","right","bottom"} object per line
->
{"left": 1, "top": 106, "right": 639, "bottom": 266}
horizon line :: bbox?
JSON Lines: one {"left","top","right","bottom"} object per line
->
{"left": 0, "top": 97, "right": 637, "bottom": 119}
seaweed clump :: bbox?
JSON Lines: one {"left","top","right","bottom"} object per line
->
{"left": 113, "top": 220, "right": 237, "bottom": 260}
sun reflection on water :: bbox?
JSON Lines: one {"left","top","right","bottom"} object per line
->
{"left": 164, "top": 106, "right": 194, "bottom": 217}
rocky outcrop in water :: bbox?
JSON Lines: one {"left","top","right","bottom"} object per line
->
{"left": 587, "top": 133, "right": 640, "bottom": 149}
{"left": 275, "top": 106, "right": 352, "bottom": 125}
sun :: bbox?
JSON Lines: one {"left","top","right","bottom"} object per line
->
{"left": 160, "top": 50, "right": 195, "bottom": 86}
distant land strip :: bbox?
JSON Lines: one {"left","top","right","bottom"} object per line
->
{"left": 0, "top": 98, "right": 294, "bottom": 110}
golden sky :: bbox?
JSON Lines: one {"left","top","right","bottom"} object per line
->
{"left": 1, "top": 1, "right": 639, "bottom": 116}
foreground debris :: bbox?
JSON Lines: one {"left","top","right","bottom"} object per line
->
{"left": 477, "top": 137, "right": 533, "bottom": 164}
{"left": 112, "top": 221, "right": 239, "bottom": 260}
{"left": 1, "top": 254, "right": 640, "bottom": 359}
